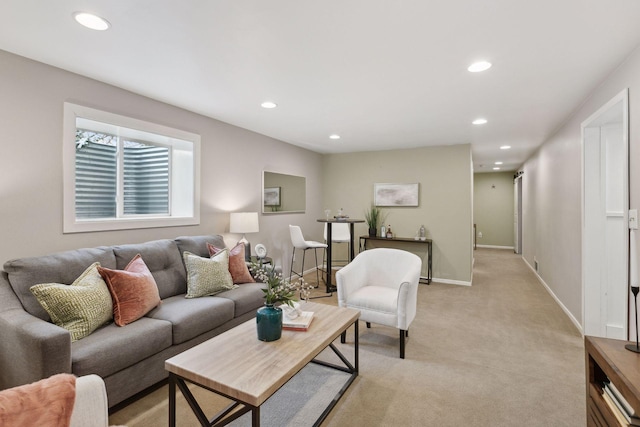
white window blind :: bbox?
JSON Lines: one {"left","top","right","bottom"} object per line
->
{"left": 64, "top": 103, "right": 200, "bottom": 233}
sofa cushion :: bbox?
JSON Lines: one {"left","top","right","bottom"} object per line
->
{"left": 146, "top": 294, "right": 235, "bottom": 344}
{"left": 3, "top": 247, "right": 116, "bottom": 320}
{"left": 112, "top": 239, "right": 186, "bottom": 299}
{"left": 29, "top": 262, "right": 113, "bottom": 341}
{"left": 175, "top": 235, "right": 226, "bottom": 259}
{"left": 98, "top": 255, "right": 161, "bottom": 326}
{"left": 183, "top": 251, "right": 236, "bottom": 298}
{"left": 216, "top": 282, "right": 267, "bottom": 318}
{"left": 208, "top": 242, "right": 255, "bottom": 284}
{"left": 71, "top": 317, "right": 172, "bottom": 378}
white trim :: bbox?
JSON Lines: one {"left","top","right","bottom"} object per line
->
{"left": 63, "top": 102, "right": 201, "bottom": 233}
{"left": 476, "top": 245, "right": 515, "bottom": 250}
{"left": 523, "top": 257, "right": 583, "bottom": 334}
{"left": 311, "top": 266, "right": 473, "bottom": 287}
{"left": 580, "top": 88, "right": 629, "bottom": 338}
{"left": 432, "top": 277, "right": 472, "bottom": 286}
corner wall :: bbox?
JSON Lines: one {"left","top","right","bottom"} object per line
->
{"left": 322, "top": 144, "right": 473, "bottom": 284}
{"left": 521, "top": 44, "right": 640, "bottom": 331}
{"left": 0, "top": 49, "right": 323, "bottom": 269}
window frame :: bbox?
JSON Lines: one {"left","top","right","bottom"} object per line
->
{"left": 63, "top": 102, "right": 201, "bottom": 233}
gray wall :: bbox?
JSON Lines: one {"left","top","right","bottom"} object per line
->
{"left": 0, "top": 49, "right": 323, "bottom": 271}
{"left": 322, "top": 145, "right": 473, "bottom": 284}
{"left": 521, "top": 44, "right": 640, "bottom": 329}
{"left": 474, "top": 172, "right": 515, "bottom": 247}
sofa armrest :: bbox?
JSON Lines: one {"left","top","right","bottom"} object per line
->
{"left": 0, "top": 273, "right": 71, "bottom": 390}
{"left": 70, "top": 374, "right": 109, "bottom": 427}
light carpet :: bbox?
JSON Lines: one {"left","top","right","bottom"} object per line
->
{"left": 109, "top": 248, "right": 586, "bottom": 426}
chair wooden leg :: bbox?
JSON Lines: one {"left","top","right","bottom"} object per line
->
{"left": 366, "top": 322, "right": 371, "bottom": 328}
{"left": 399, "top": 329, "right": 406, "bottom": 359}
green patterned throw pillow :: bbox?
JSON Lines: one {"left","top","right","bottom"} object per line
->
{"left": 183, "top": 250, "right": 237, "bottom": 298}
{"left": 30, "top": 262, "right": 113, "bottom": 342}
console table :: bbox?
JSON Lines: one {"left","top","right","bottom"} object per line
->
{"left": 585, "top": 336, "right": 640, "bottom": 426}
{"left": 359, "top": 235, "right": 432, "bottom": 284}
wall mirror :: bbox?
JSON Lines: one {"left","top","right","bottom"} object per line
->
{"left": 262, "top": 171, "right": 305, "bottom": 214}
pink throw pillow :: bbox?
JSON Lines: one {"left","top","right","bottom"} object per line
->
{"left": 98, "top": 254, "right": 161, "bottom": 326}
{"left": 0, "top": 374, "right": 76, "bottom": 427}
{"left": 207, "top": 242, "right": 255, "bottom": 284}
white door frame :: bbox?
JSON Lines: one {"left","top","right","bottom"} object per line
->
{"left": 514, "top": 175, "right": 523, "bottom": 254}
{"left": 581, "top": 88, "right": 629, "bottom": 338}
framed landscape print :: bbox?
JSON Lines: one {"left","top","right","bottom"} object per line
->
{"left": 374, "top": 183, "right": 419, "bottom": 207}
{"left": 263, "top": 187, "right": 281, "bottom": 207}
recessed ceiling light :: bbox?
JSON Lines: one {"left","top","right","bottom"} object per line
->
{"left": 329, "top": 134, "right": 341, "bottom": 140}
{"left": 472, "top": 118, "right": 488, "bottom": 125}
{"left": 73, "top": 12, "right": 110, "bottom": 31}
{"left": 261, "top": 101, "right": 277, "bottom": 109}
{"left": 493, "top": 167, "right": 501, "bottom": 170}
{"left": 468, "top": 61, "right": 492, "bottom": 73}
{"left": 500, "top": 145, "right": 511, "bottom": 150}
{"left": 495, "top": 161, "right": 503, "bottom": 165}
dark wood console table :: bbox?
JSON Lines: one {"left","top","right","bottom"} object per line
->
{"left": 359, "top": 236, "right": 432, "bottom": 284}
{"left": 585, "top": 336, "right": 640, "bottom": 426}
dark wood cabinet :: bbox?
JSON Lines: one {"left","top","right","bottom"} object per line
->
{"left": 585, "top": 336, "right": 640, "bottom": 426}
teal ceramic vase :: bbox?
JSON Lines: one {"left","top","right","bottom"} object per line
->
{"left": 256, "top": 303, "right": 282, "bottom": 342}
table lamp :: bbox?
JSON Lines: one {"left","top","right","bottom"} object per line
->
{"left": 230, "top": 212, "right": 259, "bottom": 261}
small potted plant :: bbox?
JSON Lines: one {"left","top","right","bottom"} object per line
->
{"left": 250, "top": 263, "right": 312, "bottom": 342}
{"left": 364, "top": 204, "right": 386, "bottom": 237}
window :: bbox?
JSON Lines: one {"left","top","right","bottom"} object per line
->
{"left": 63, "top": 103, "right": 200, "bottom": 233}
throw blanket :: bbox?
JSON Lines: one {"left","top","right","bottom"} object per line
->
{"left": 0, "top": 374, "right": 76, "bottom": 427}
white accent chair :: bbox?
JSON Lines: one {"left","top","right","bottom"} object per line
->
{"left": 336, "top": 248, "right": 421, "bottom": 358}
{"left": 70, "top": 374, "right": 109, "bottom": 427}
{"left": 289, "top": 225, "right": 328, "bottom": 288}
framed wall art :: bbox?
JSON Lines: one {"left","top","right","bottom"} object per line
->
{"left": 263, "top": 187, "right": 281, "bottom": 207}
{"left": 374, "top": 183, "right": 419, "bottom": 207}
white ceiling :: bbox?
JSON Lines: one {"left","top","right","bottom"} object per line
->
{"left": 2, "top": 1, "right": 640, "bottom": 172}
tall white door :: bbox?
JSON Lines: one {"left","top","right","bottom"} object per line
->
{"left": 582, "top": 90, "right": 629, "bottom": 339}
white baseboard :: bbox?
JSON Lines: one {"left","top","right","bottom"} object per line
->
{"left": 522, "top": 257, "right": 583, "bottom": 334}
{"left": 432, "top": 277, "right": 472, "bottom": 286}
{"left": 476, "top": 244, "right": 515, "bottom": 250}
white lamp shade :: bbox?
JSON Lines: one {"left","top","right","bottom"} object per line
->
{"left": 230, "top": 212, "right": 259, "bottom": 234}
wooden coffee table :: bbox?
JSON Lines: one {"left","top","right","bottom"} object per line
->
{"left": 165, "top": 302, "right": 360, "bottom": 426}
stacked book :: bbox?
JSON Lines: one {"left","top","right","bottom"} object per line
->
{"left": 603, "top": 380, "right": 640, "bottom": 426}
{"left": 283, "top": 311, "right": 314, "bottom": 331}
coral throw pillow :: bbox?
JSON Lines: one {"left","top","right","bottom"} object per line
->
{"left": 98, "top": 254, "right": 161, "bottom": 326}
{"left": 207, "top": 242, "right": 255, "bottom": 284}
{"left": 0, "top": 374, "right": 75, "bottom": 427}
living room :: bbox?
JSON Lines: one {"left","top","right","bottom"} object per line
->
{"left": 2, "top": 2, "right": 640, "bottom": 426}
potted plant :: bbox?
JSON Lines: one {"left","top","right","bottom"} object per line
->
{"left": 250, "top": 263, "right": 312, "bottom": 342}
{"left": 364, "top": 204, "right": 386, "bottom": 237}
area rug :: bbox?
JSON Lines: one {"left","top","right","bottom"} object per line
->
{"left": 113, "top": 352, "right": 352, "bottom": 427}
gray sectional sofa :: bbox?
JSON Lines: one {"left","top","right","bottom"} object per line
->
{"left": 0, "top": 235, "right": 266, "bottom": 407}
